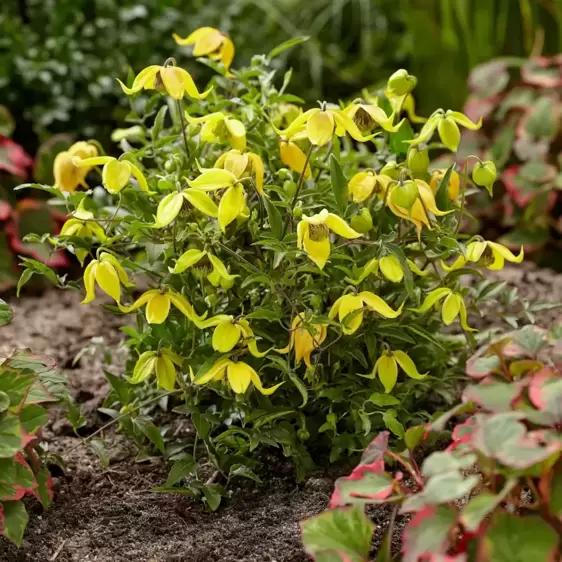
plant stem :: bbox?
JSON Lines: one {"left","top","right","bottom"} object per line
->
{"left": 455, "top": 158, "right": 469, "bottom": 236}
{"left": 176, "top": 99, "right": 190, "bottom": 162}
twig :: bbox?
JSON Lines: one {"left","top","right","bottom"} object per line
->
{"left": 49, "top": 539, "right": 68, "bottom": 561}
{"left": 177, "top": 100, "right": 190, "bottom": 161}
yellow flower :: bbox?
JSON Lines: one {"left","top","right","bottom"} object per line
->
{"left": 169, "top": 249, "right": 238, "bottom": 288}
{"left": 329, "top": 291, "right": 403, "bottom": 335}
{"left": 371, "top": 350, "right": 426, "bottom": 393}
{"left": 271, "top": 103, "right": 302, "bottom": 129}
{"left": 119, "top": 288, "right": 221, "bottom": 327}
{"left": 214, "top": 149, "right": 264, "bottom": 195}
{"left": 297, "top": 209, "right": 361, "bottom": 269}
{"left": 279, "top": 140, "right": 311, "bottom": 178}
{"left": 277, "top": 314, "right": 327, "bottom": 369}
{"left": 173, "top": 27, "right": 235, "bottom": 75}
{"left": 117, "top": 65, "right": 211, "bottom": 100}
{"left": 410, "top": 288, "right": 476, "bottom": 331}
{"left": 387, "top": 179, "right": 452, "bottom": 240}
{"left": 212, "top": 317, "right": 274, "bottom": 358}
{"left": 53, "top": 141, "right": 98, "bottom": 192}
{"left": 442, "top": 241, "right": 524, "bottom": 272}
{"left": 73, "top": 156, "right": 151, "bottom": 194}
{"left": 153, "top": 188, "right": 219, "bottom": 228}
{"left": 347, "top": 256, "right": 428, "bottom": 285}
{"left": 130, "top": 348, "right": 183, "bottom": 391}
{"left": 342, "top": 102, "right": 403, "bottom": 133}
{"left": 348, "top": 171, "right": 393, "bottom": 203}
{"left": 185, "top": 111, "right": 246, "bottom": 150}
{"left": 82, "top": 252, "right": 134, "bottom": 305}
{"left": 273, "top": 106, "right": 375, "bottom": 147}
{"left": 429, "top": 168, "right": 460, "bottom": 202}
{"left": 194, "top": 358, "right": 282, "bottom": 395}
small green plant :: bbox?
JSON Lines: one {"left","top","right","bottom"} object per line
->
{"left": 0, "top": 299, "right": 68, "bottom": 546}
{"left": 18, "top": 29, "right": 519, "bottom": 507}
{"left": 302, "top": 324, "right": 562, "bottom": 561}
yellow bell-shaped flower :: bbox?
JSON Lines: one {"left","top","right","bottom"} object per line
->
{"left": 185, "top": 111, "right": 246, "bottom": 150}
{"left": 329, "top": 291, "right": 403, "bottom": 335}
{"left": 276, "top": 314, "right": 327, "bottom": 369}
{"left": 130, "top": 348, "right": 184, "bottom": 391}
{"left": 173, "top": 27, "right": 235, "bottom": 75}
{"left": 212, "top": 317, "right": 274, "bottom": 358}
{"left": 153, "top": 188, "right": 219, "bottom": 228}
{"left": 117, "top": 64, "right": 211, "bottom": 100}
{"left": 82, "top": 252, "right": 134, "bottom": 305}
{"left": 53, "top": 141, "right": 98, "bottom": 192}
{"left": 429, "top": 168, "right": 460, "bottom": 202}
{"left": 347, "top": 171, "right": 393, "bottom": 203}
{"left": 214, "top": 149, "right": 264, "bottom": 195}
{"left": 279, "top": 140, "right": 311, "bottom": 178}
{"left": 297, "top": 209, "right": 361, "bottom": 269}
{"left": 195, "top": 358, "right": 283, "bottom": 395}
{"left": 74, "top": 156, "right": 150, "bottom": 194}
{"left": 371, "top": 350, "right": 426, "bottom": 393}
{"left": 342, "top": 101, "right": 404, "bottom": 133}
{"left": 442, "top": 240, "right": 524, "bottom": 272}
{"left": 169, "top": 249, "right": 238, "bottom": 288}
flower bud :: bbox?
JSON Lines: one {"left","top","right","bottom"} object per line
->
{"left": 350, "top": 208, "right": 373, "bottom": 233}
{"left": 472, "top": 161, "right": 496, "bottom": 196}
{"left": 293, "top": 204, "right": 303, "bottom": 219}
{"left": 437, "top": 116, "right": 461, "bottom": 152}
{"left": 390, "top": 180, "right": 419, "bottom": 210}
{"left": 157, "top": 178, "right": 175, "bottom": 191}
{"left": 387, "top": 69, "right": 417, "bottom": 96}
{"left": 380, "top": 161, "right": 400, "bottom": 180}
{"left": 407, "top": 147, "right": 429, "bottom": 176}
{"left": 283, "top": 179, "right": 297, "bottom": 198}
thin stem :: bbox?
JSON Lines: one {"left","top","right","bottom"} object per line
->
{"left": 283, "top": 144, "right": 314, "bottom": 236}
{"left": 176, "top": 100, "right": 190, "bottom": 162}
{"left": 455, "top": 159, "right": 469, "bottom": 236}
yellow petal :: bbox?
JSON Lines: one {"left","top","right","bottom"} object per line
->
{"left": 195, "top": 358, "right": 229, "bottom": 385}
{"left": 156, "top": 355, "right": 176, "bottom": 390}
{"left": 212, "top": 320, "right": 242, "bottom": 353}
{"left": 447, "top": 110, "right": 482, "bottom": 130}
{"left": 379, "top": 255, "right": 404, "bottom": 283}
{"left": 376, "top": 355, "right": 398, "bottom": 393}
{"left": 307, "top": 110, "right": 335, "bottom": 146}
{"left": 170, "top": 249, "right": 207, "bottom": 273}
{"left": 441, "top": 293, "right": 461, "bottom": 325}
{"left": 279, "top": 141, "right": 311, "bottom": 178}
{"left": 118, "top": 289, "right": 159, "bottom": 313}
{"left": 248, "top": 368, "right": 283, "bottom": 395}
{"left": 218, "top": 184, "right": 245, "bottom": 231}
{"left": 127, "top": 162, "right": 150, "bottom": 193}
{"left": 192, "top": 28, "right": 223, "bottom": 56}
{"left": 102, "top": 159, "right": 130, "bottom": 194}
{"left": 359, "top": 292, "right": 403, "bottom": 318}
{"left": 130, "top": 351, "right": 157, "bottom": 384}
{"left": 146, "top": 293, "right": 171, "bottom": 324}
{"left": 338, "top": 294, "right": 364, "bottom": 335}
{"left": 74, "top": 156, "right": 113, "bottom": 168}
{"left": 392, "top": 350, "right": 426, "bottom": 380}
{"left": 410, "top": 287, "right": 451, "bottom": 313}
{"left": 324, "top": 213, "right": 362, "bottom": 239}
{"left": 296, "top": 220, "right": 308, "bottom": 249}
{"left": 225, "top": 361, "right": 252, "bottom": 394}
{"left": 488, "top": 242, "right": 524, "bottom": 268}
{"left": 183, "top": 189, "right": 219, "bottom": 217}
{"left": 155, "top": 192, "right": 184, "bottom": 227}
{"left": 117, "top": 66, "right": 160, "bottom": 95}
{"left": 60, "top": 219, "right": 83, "bottom": 237}
{"left": 361, "top": 104, "right": 401, "bottom": 132}
{"left": 406, "top": 259, "right": 429, "bottom": 277}
{"left": 225, "top": 119, "right": 246, "bottom": 150}
{"left": 99, "top": 252, "right": 134, "bottom": 287}
{"left": 302, "top": 234, "right": 331, "bottom": 270}
{"left": 407, "top": 114, "right": 438, "bottom": 146}
{"left": 208, "top": 254, "right": 237, "bottom": 282}
{"left": 81, "top": 260, "right": 98, "bottom": 304}
{"left": 248, "top": 153, "right": 264, "bottom": 194}
{"left": 348, "top": 172, "right": 376, "bottom": 202}
{"left": 223, "top": 151, "right": 248, "bottom": 178}
{"left": 188, "top": 169, "right": 237, "bottom": 191}
{"left": 458, "top": 297, "right": 477, "bottom": 332}
{"left": 173, "top": 27, "right": 217, "bottom": 46}
{"left": 159, "top": 66, "right": 187, "bottom": 100}
{"left": 168, "top": 292, "right": 198, "bottom": 321}
{"left": 94, "top": 261, "right": 121, "bottom": 303}
{"left": 219, "top": 37, "right": 235, "bottom": 73}
{"left": 332, "top": 110, "right": 376, "bottom": 142}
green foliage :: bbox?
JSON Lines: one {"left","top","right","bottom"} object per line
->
{"left": 302, "top": 325, "right": 562, "bottom": 560}
{"left": 19, "top": 35, "right": 515, "bottom": 502}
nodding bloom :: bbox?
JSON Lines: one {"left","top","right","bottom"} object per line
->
{"left": 329, "top": 291, "right": 403, "bottom": 335}
{"left": 442, "top": 241, "right": 524, "bottom": 272}
{"left": 408, "top": 110, "right": 482, "bottom": 152}
{"left": 117, "top": 65, "right": 211, "bottom": 100}
{"left": 279, "top": 139, "right": 311, "bottom": 178}
{"left": 273, "top": 106, "right": 375, "bottom": 147}
{"left": 53, "top": 141, "right": 98, "bottom": 192}
{"left": 370, "top": 350, "right": 426, "bottom": 393}
{"left": 173, "top": 27, "right": 235, "bottom": 75}
{"left": 297, "top": 209, "right": 362, "bottom": 269}
{"left": 82, "top": 252, "right": 134, "bottom": 305}
{"left": 119, "top": 287, "right": 222, "bottom": 327}
{"left": 214, "top": 149, "right": 264, "bottom": 195}
{"left": 169, "top": 249, "right": 238, "bottom": 289}
{"left": 430, "top": 168, "right": 460, "bottom": 202}
{"left": 212, "top": 317, "right": 275, "bottom": 358}
{"left": 347, "top": 171, "right": 393, "bottom": 203}
{"left": 342, "top": 101, "right": 403, "bottom": 133}
{"left": 185, "top": 111, "right": 246, "bottom": 150}
{"left": 347, "top": 256, "right": 428, "bottom": 285}
{"left": 73, "top": 156, "right": 151, "bottom": 194}
{"left": 410, "top": 288, "right": 476, "bottom": 332}
{"left": 276, "top": 314, "right": 328, "bottom": 368}
{"left": 194, "top": 358, "right": 283, "bottom": 395}
{"left": 130, "top": 348, "right": 183, "bottom": 391}
{"left": 153, "top": 188, "right": 219, "bottom": 228}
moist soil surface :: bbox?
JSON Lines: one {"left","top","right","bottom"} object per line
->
{"left": 1, "top": 263, "right": 562, "bottom": 562}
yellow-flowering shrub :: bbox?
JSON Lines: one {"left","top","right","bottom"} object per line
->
{"left": 18, "top": 33, "right": 520, "bottom": 505}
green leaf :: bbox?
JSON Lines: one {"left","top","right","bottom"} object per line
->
{"left": 329, "top": 155, "right": 348, "bottom": 214}
{"left": 0, "top": 392, "right": 10, "bottom": 413}
{"left": 287, "top": 372, "right": 308, "bottom": 407}
{"left": 19, "top": 404, "right": 48, "bottom": 434}
{"left": 16, "top": 268, "right": 34, "bottom": 297}
{"left": 1, "top": 500, "right": 29, "bottom": 546}
{"left": 301, "top": 506, "right": 374, "bottom": 562}
{"left": 549, "top": 471, "right": 562, "bottom": 518}
{"left": 404, "top": 425, "right": 426, "bottom": 450}
{"left": 89, "top": 438, "right": 110, "bottom": 468}
{"left": 134, "top": 417, "right": 165, "bottom": 454}
{"left": 263, "top": 196, "right": 283, "bottom": 240}
{"left": 389, "top": 119, "right": 414, "bottom": 156}
{"left": 191, "top": 411, "right": 211, "bottom": 439}
{"left": 385, "top": 243, "right": 413, "bottom": 298}
{"left": 229, "top": 463, "right": 262, "bottom": 483}
{"left": 202, "top": 483, "right": 223, "bottom": 511}
{"left": 268, "top": 36, "right": 310, "bottom": 59}
{"left": 0, "top": 413, "right": 23, "bottom": 458}
{"left": 368, "top": 393, "right": 400, "bottom": 407}
{"left": 152, "top": 105, "right": 168, "bottom": 143}
{"left": 103, "top": 371, "right": 130, "bottom": 404}
{"left": 382, "top": 412, "right": 404, "bottom": 438}
{"left": 165, "top": 457, "right": 196, "bottom": 487}
{"left": 14, "top": 183, "right": 65, "bottom": 198}
{"left": 0, "top": 299, "right": 13, "bottom": 326}
{"left": 35, "top": 467, "right": 53, "bottom": 509}
{"left": 435, "top": 163, "right": 455, "bottom": 212}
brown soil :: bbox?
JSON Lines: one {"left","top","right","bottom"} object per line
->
{"left": 1, "top": 263, "right": 562, "bottom": 562}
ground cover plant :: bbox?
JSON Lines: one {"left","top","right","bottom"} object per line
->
{"left": 16, "top": 28, "right": 522, "bottom": 511}
{"left": 302, "top": 324, "right": 562, "bottom": 561}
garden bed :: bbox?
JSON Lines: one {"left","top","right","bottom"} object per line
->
{"left": 1, "top": 262, "right": 561, "bottom": 562}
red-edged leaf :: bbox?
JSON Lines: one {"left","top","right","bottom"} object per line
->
{"left": 359, "top": 431, "right": 389, "bottom": 465}
{"left": 468, "top": 60, "right": 510, "bottom": 97}
{"left": 0, "top": 136, "right": 33, "bottom": 177}
{"left": 521, "top": 56, "right": 562, "bottom": 88}
{"left": 0, "top": 201, "right": 11, "bottom": 221}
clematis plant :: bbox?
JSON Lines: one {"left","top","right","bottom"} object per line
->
{"left": 18, "top": 31, "right": 521, "bottom": 504}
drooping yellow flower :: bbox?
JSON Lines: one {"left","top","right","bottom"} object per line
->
{"left": 153, "top": 188, "right": 219, "bottom": 228}
{"left": 410, "top": 288, "right": 476, "bottom": 331}
{"left": 169, "top": 249, "right": 238, "bottom": 289}
{"left": 370, "top": 350, "right": 426, "bottom": 393}
{"left": 117, "top": 65, "right": 211, "bottom": 100}
{"left": 347, "top": 256, "right": 428, "bottom": 285}
{"left": 214, "top": 149, "right": 264, "bottom": 195}
{"left": 279, "top": 140, "right": 311, "bottom": 178}
{"left": 271, "top": 103, "right": 302, "bottom": 129}
{"left": 53, "top": 141, "right": 98, "bottom": 192}
{"left": 347, "top": 171, "right": 393, "bottom": 203}
{"left": 73, "top": 156, "right": 151, "bottom": 194}
{"left": 195, "top": 358, "right": 283, "bottom": 395}
{"left": 173, "top": 27, "right": 235, "bottom": 75}
{"left": 442, "top": 241, "right": 524, "bottom": 272}
{"left": 82, "top": 252, "right": 134, "bottom": 305}
{"left": 329, "top": 292, "right": 403, "bottom": 335}
{"left": 429, "top": 168, "right": 460, "bottom": 202}
{"left": 130, "top": 348, "right": 184, "bottom": 391}
{"left": 342, "top": 102, "right": 403, "bottom": 133}
{"left": 273, "top": 106, "right": 375, "bottom": 147}
{"left": 185, "top": 111, "right": 246, "bottom": 150}
{"left": 212, "top": 317, "right": 275, "bottom": 358}
{"left": 297, "top": 209, "right": 361, "bottom": 269}
{"left": 387, "top": 179, "right": 452, "bottom": 239}
{"left": 119, "top": 288, "right": 221, "bottom": 327}
{"left": 276, "top": 314, "right": 327, "bottom": 369}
